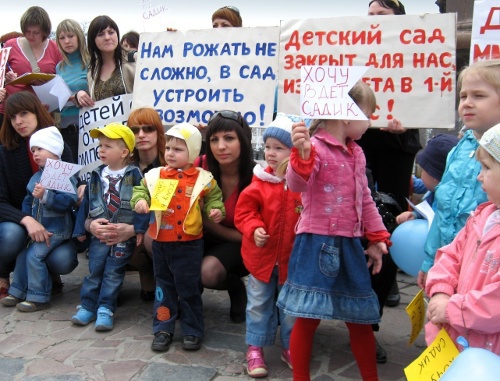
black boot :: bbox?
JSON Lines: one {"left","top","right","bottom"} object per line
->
{"left": 226, "top": 274, "right": 247, "bottom": 323}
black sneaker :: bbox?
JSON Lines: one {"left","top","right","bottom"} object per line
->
{"left": 151, "top": 332, "right": 173, "bottom": 352}
{"left": 182, "top": 335, "right": 202, "bottom": 351}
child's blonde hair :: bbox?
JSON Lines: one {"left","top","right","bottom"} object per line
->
{"left": 457, "top": 59, "right": 500, "bottom": 95}
{"left": 308, "top": 80, "right": 376, "bottom": 136}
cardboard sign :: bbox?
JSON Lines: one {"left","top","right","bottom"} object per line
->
{"left": 39, "top": 159, "right": 82, "bottom": 194}
{"left": 406, "top": 289, "right": 426, "bottom": 346}
{"left": 279, "top": 14, "right": 456, "bottom": 128}
{"left": 150, "top": 179, "right": 179, "bottom": 211}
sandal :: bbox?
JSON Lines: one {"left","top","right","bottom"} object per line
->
{"left": 16, "top": 301, "right": 50, "bottom": 312}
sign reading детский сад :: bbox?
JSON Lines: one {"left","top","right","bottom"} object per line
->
{"left": 132, "top": 27, "right": 280, "bottom": 127}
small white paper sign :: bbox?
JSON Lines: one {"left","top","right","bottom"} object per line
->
{"left": 300, "top": 65, "right": 369, "bottom": 120}
{"left": 32, "top": 75, "right": 72, "bottom": 112}
{"left": 406, "top": 197, "right": 435, "bottom": 231}
{"left": 39, "top": 158, "right": 82, "bottom": 194}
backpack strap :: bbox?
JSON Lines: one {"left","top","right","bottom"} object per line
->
{"left": 20, "top": 37, "right": 41, "bottom": 73}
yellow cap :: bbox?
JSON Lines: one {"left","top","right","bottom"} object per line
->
{"left": 89, "top": 123, "right": 135, "bottom": 152}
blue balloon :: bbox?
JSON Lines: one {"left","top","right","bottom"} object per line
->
{"left": 440, "top": 347, "right": 500, "bottom": 381}
{"left": 390, "top": 219, "right": 428, "bottom": 276}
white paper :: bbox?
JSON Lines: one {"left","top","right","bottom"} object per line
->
{"left": 39, "top": 158, "right": 82, "bottom": 194}
{"left": 32, "top": 75, "right": 72, "bottom": 112}
{"left": 406, "top": 197, "right": 435, "bottom": 231}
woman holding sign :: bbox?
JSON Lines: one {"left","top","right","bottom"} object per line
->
{"left": 195, "top": 111, "right": 255, "bottom": 323}
{"left": 74, "top": 16, "right": 135, "bottom": 107}
{"left": 0, "top": 91, "right": 78, "bottom": 300}
{"left": 0, "top": 6, "right": 62, "bottom": 126}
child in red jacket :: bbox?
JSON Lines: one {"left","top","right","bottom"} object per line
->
{"left": 235, "top": 114, "right": 302, "bottom": 378}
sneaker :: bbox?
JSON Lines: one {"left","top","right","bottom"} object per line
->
{"left": 246, "top": 345, "right": 268, "bottom": 378}
{"left": 71, "top": 306, "right": 96, "bottom": 326}
{"left": 281, "top": 348, "right": 293, "bottom": 370}
{"left": 16, "top": 301, "right": 50, "bottom": 312}
{"left": 182, "top": 335, "right": 202, "bottom": 351}
{"left": 95, "top": 306, "right": 114, "bottom": 331}
{"left": 0, "top": 295, "right": 22, "bottom": 307}
{"left": 151, "top": 331, "right": 173, "bottom": 352}
{"left": 376, "top": 339, "right": 387, "bottom": 364}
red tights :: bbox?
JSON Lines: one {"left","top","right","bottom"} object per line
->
{"left": 290, "top": 317, "right": 378, "bottom": 381}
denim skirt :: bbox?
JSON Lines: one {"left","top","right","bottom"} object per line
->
{"left": 276, "top": 233, "right": 380, "bottom": 324}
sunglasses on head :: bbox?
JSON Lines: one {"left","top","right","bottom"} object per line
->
{"left": 130, "top": 125, "right": 156, "bottom": 134}
{"left": 222, "top": 5, "right": 240, "bottom": 14}
{"left": 208, "top": 110, "right": 242, "bottom": 124}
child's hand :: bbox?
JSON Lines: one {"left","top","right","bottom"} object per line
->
{"left": 208, "top": 209, "right": 223, "bottom": 223}
{"left": 291, "top": 122, "right": 311, "bottom": 159}
{"left": 77, "top": 235, "right": 87, "bottom": 242}
{"left": 417, "top": 270, "right": 428, "bottom": 289}
{"left": 32, "top": 183, "right": 46, "bottom": 199}
{"left": 396, "top": 211, "right": 415, "bottom": 225}
{"left": 136, "top": 233, "right": 144, "bottom": 246}
{"left": 427, "top": 293, "right": 450, "bottom": 326}
{"left": 135, "top": 199, "right": 150, "bottom": 214}
{"left": 365, "top": 241, "right": 388, "bottom": 274}
{"left": 254, "top": 227, "right": 270, "bottom": 247}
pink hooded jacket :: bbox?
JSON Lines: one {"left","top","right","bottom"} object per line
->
{"left": 425, "top": 202, "right": 500, "bottom": 354}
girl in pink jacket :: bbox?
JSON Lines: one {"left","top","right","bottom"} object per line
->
{"left": 277, "top": 80, "right": 391, "bottom": 381}
{"left": 426, "top": 123, "right": 500, "bottom": 354}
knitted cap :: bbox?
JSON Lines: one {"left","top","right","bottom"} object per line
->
{"left": 416, "top": 134, "right": 459, "bottom": 181}
{"left": 166, "top": 122, "right": 202, "bottom": 163}
{"left": 480, "top": 123, "right": 500, "bottom": 163}
{"left": 262, "top": 113, "right": 293, "bottom": 148}
{"left": 30, "top": 126, "right": 64, "bottom": 158}
{"left": 89, "top": 123, "right": 135, "bottom": 152}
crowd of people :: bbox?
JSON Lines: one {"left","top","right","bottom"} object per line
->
{"left": 1, "top": 2, "right": 500, "bottom": 381}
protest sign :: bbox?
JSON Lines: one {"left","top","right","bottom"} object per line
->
{"left": 0, "top": 47, "right": 11, "bottom": 88}
{"left": 279, "top": 14, "right": 456, "bottom": 128}
{"left": 132, "top": 27, "right": 280, "bottom": 128}
{"left": 78, "top": 94, "right": 134, "bottom": 181}
{"left": 470, "top": 0, "right": 500, "bottom": 63}
{"left": 39, "top": 158, "right": 82, "bottom": 194}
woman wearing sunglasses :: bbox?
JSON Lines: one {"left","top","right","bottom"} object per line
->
{"left": 195, "top": 110, "right": 255, "bottom": 323}
{"left": 212, "top": 6, "right": 243, "bottom": 28}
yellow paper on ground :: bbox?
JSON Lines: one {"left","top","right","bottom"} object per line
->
{"left": 9, "top": 72, "right": 56, "bottom": 86}
{"left": 404, "top": 328, "right": 459, "bottom": 381}
{"left": 406, "top": 289, "right": 426, "bottom": 345}
{"left": 150, "top": 179, "right": 178, "bottom": 211}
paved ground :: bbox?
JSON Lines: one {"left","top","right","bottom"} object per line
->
{"left": 0, "top": 253, "right": 425, "bottom": 380}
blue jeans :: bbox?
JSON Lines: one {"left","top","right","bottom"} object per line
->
{"left": 0, "top": 222, "right": 78, "bottom": 279}
{"left": 80, "top": 237, "right": 135, "bottom": 313}
{"left": 246, "top": 268, "right": 295, "bottom": 349}
{"left": 10, "top": 236, "right": 64, "bottom": 303}
{"left": 152, "top": 239, "right": 204, "bottom": 338}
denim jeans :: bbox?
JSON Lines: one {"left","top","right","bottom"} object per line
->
{"left": 80, "top": 236, "right": 135, "bottom": 313}
{"left": 9, "top": 236, "right": 65, "bottom": 303}
{"left": 0, "top": 222, "right": 78, "bottom": 279}
{"left": 246, "top": 267, "right": 295, "bottom": 349}
{"left": 152, "top": 239, "right": 204, "bottom": 338}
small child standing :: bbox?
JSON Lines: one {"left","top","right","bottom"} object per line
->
{"left": 425, "top": 123, "right": 500, "bottom": 354}
{"left": 277, "top": 80, "right": 391, "bottom": 381}
{"left": 418, "top": 59, "right": 500, "bottom": 289}
{"left": 396, "top": 134, "right": 459, "bottom": 224}
{"left": 72, "top": 123, "right": 149, "bottom": 331}
{"left": 131, "top": 122, "right": 225, "bottom": 352}
{"left": 1, "top": 127, "right": 77, "bottom": 312}
{"left": 234, "top": 114, "right": 302, "bottom": 378}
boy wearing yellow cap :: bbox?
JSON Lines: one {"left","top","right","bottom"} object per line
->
{"left": 132, "top": 122, "right": 225, "bottom": 352}
{"left": 72, "top": 123, "right": 149, "bottom": 331}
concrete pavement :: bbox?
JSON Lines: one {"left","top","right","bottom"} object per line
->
{"left": 0, "top": 253, "right": 425, "bottom": 380}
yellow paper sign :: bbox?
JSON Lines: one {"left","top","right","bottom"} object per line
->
{"left": 404, "top": 328, "right": 459, "bottom": 381}
{"left": 406, "top": 289, "right": 426, "bottom": 346}
{"left": 150, "top": 179, "right": 179, "bottom": 211}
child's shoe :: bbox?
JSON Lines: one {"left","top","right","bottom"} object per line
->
{"left": 0, "top": 295, "right": 22, "bottom": 307}
{"left": 246, "top": 345, "right": 268, "bottom": 378}
{"left": 16, "top": 301, "right": 50, "bottom": 312}
{"left": 281, "top": 348, "right": 293, "bottom": 370}
{"left": 95, "top": 306, "right": 114, "bottom": 331}
{"left": 71, "top": 305, "right": 96, "bottom": 326}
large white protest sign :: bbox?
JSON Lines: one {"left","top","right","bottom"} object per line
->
{"left": 0, "top": 47, "right": 11, "bottom": 88}
{"left": 301, "top": 66, "right": 369, "bottom": 120}
{"left": 279, "top": 14, "right": 456, "bottom": 128}
{"left": 39, "top": 158, "right": 83, "bottom": 194}
{"left": 132, "top": 27, "right": 280, "bottom": 128}
{"left": 140, "top": 0, "right": 168, "bottom": 32}
{"left": 470, "top": 0, "right": 500, "bottom": 63}
{"left": 78, "top": 94, "right": 134, "bottom": 181}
